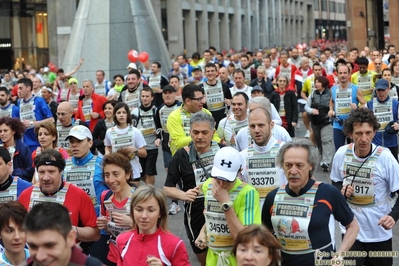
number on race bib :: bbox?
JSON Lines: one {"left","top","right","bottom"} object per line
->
{"left": 209, "top": 222, "right": 230, "bottom": 233}
{"left": 251, "top": 177, "right": 275, "bottom": 186}
{"left": 355, "top": 185, "right": 369, "bottom": 194}
{"left": 199, "top": 174, "right": 207, "bottom": 183}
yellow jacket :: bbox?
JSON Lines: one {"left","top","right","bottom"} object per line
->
{"left": 167, "top": 105, "right": 221, "bottom": 155}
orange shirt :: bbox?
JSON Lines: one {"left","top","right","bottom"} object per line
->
{"left": 368, "top": 61, "right": 388, "bottom": 71}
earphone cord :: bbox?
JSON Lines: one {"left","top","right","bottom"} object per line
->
{"left": 343, "top": 145, "right": 378, "bottom": 199}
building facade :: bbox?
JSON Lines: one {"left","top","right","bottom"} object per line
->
{"left": 1, "top": 0, "right": 319, "bottom": 71}
{"left": 163, "top": 0, "right": 315, "bottom": 57}
{"left": 0, "top": 0, "right": 50, "bottom": 71}
{"left": 312, "top": 0, "right": 347, "bottom": 41}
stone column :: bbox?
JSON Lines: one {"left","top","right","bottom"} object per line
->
{"left": 209, "top": 0, "right": 220, "bottom": 50}
{"left": 230, "top": 0, "right": 241, "bottom": 50}
{"left": 184, "top": 0, "right": 197, "bottom": 55}
{"left": 252, "top": 0, "right": 260, "bottom": 49}
{"left": 151, "top": 0, "right": 162, "bottom": 31}
{"left": 241, "top": 0, "right": 251, "bottom": 50}
{"left": 389, "top": 0, "right": 399, "bottom": 47}
{"left": 346, "top": 0, "right": 368, "bottom": 50}
{"left": 167, "top": 0, "right": 184, "bottom": 57}
{"left": 47, "top": 0, "right": 76, "bottom": 66}
{"left": 197, "top": 0, "right": 209, "bottom": 52}
{"left": 219, "top": 3, "right": 230, "bottom": 51}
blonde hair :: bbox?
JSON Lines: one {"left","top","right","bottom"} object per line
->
{"left": 129, "top": 185, "right": 169, "bottom": 232}
{"left": 257, "top": 66, "right": 266, "bottom": 73}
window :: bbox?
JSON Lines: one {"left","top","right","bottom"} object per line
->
{"left": 321, "top": 0, "right": 327, "bottom": 11}
{"left": 329, "top": 1, "right": 335, "bottom": 12}
{"left": 314, "top": 0, "right": 319, "bottom": 11}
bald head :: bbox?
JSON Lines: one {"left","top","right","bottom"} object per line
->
{"left": 301, "top": 57, "right": 309, "bottom": 70}
{"left": 218, "top": 67, "right": 229, "bottom": 82}
{"left": 32, "top": 77, "right": 42, "bottom": 90}
{"left": 57, "top": 102, "right": 74, "bottom": 126}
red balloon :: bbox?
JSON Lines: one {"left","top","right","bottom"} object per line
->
{"left": 127, "top": 50, "right": 139, "bottom": 62}
{"left": 302, "top": 43, "right": 307, "bottom": 49}
{"left": 296, "top": 44, "right": 303, "bottom": 49}
{"left": 50, "top": 65, "right": 56, "bottom": 72}
{"left": 138, "top": 52, "right": 149, "bottom": 63}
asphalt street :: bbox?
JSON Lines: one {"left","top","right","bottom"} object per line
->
{"left": 151, "top": 118, "right": 399, "bottom": 265}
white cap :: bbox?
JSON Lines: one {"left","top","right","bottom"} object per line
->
{"left": 211, "top": 147, "right": 242, "bottom": 182}
{"left": 127, "top": 63, "right": 137, "bottom": 69}
{"left": 44, "top": 67, "right": 50, "bottom": 72}
{"left": 65, "top": 125, "right": 92, "bottom": 141}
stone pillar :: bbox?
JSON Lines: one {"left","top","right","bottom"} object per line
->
{"left": 197, "top": 0, "right": 209, "bottom": 52}
{"left": 47, "top": 0, "right": 76, "bottom": 66}
{"left": 389, "top": 0, "right": 399, "bottom": 47}
{"left": 209, "top": 0, "right": 220, "bottom": 50}
{"left": 151, "top": 0, "right": 162, "bottom": 31}
{"left": 271, "top": 0, "right": 277, "bottom": 47}
{"left": 241, "top": 0, "right": 250, "bottom": 50}
{"left": 219, "top": 4, "right": 230, "bottom": 51}
{"left": 306, "top": 2, "right": 314, "bottom": 45}
{"left": 184, "top": 1, "right": 197, "bottom": 55}
{"left": 63, "top": 0, "right": 171, "bottom": 80}
{"left": 252, "top": 0, "right": 260, "bottom": 50}
{"left": 167, "top": 0, "right": 184, "bottom": 57}
{"left": 0, "top": 1, "right": 11, "bottom": 38}
{"left": 346, "top": 0, "right": 368, "bottom": 50}
{"left": 230, "top": 0, "right": 241, "bottom": 51}
{"left": 260, "top": 0, "right": 268, "bottom": 48}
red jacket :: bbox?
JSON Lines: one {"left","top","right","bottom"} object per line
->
{"left": 116, "top": 228, "right": 190, "bottom": 266}
{"left": 75, "top": 93, "right": 107, "bottom": 131}
{"left": 275, "top": 63, "right": 297, "bottom": 91}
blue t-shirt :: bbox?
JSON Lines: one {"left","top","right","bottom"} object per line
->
{"left": 331, "top": 83, "right": 359, "bottom": 130}
{"left": 367, "top": 97, "right": 399, "bottom": 147}
{"left": 12, "top": 96, "right": 53, "bottom": 151}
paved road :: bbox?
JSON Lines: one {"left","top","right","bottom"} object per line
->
{"left": 151, "top": 119, "right": 399, "bottom": 265}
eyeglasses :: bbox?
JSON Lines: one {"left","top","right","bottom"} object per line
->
{"left": 189, "top": 96, "right": 205, "bottom": 102}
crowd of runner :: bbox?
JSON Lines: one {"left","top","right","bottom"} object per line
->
{"left": 0, "top": 43, "right": 398, "bottom": 266}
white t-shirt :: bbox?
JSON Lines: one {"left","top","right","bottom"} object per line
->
{"left": 239, "top": 137, "right": 286, "bottom": 184}
{"left": 270, "top": 104, "right": 282, "bottom": 125}
{"left": 235, "top": 124, "right": 291, "bottom": 152}
{"left": 265, "top": 66, "right": 276, "bottom": 80}
{"left": 217, "top": 116, "right": 248, "bottom": 147}
{"left": 230, "top": 85, "right": 252, "bottom": 98}
{"left": 104, "top": 125, "right": 146, "bottom": 179}
{"left": 330, "top": 144, "right": 399, "bottom": 242}
{"left": 107, "top": 88, "right": 120, "bottom": 99}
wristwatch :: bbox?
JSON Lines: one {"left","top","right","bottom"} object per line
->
{"left": 221, "top": 201, "right": 233, "bottom": 211}
{"left": 30, "top": 121, "right": 34, "bottom": 127}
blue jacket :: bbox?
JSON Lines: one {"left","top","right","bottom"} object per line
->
{"left": 15, "top": 176, "right": 32, "bottom": 198}
{"left": 367, "top": 97, "right": 399, "bottom": 147}
{"left": 13, "top": 139, "right": 34, "bottom": 182}
{"left": 70, "top": 152, "right": 107, "bottom": 216}
{"left": 12, "top": 96, "right": 53, "bottom": 151}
